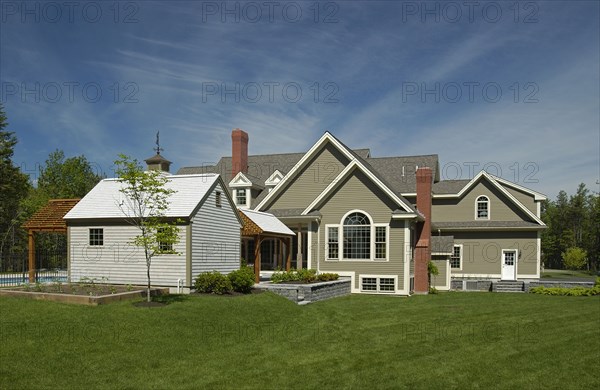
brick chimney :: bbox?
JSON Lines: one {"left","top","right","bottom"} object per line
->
{"left": 413, "top": 167, "right": 432, "bottom": 294}
{"left": 231, "top": 128, "right": 249, "bottom": 178}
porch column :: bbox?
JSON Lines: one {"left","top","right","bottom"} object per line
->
{"left": 296, "top": 224, "right": 303, "bottom": 270}
{"left": 278, "top": 238, "right": 283, "bottom": 269}
{"left": 28, "top": 231, "right": 35, "bottom": 283}
{"left": 254, "top": 235, "right": 262, "bottom": 283}
{"left": 286, "top": 237, "right": 292, "bottom": 271}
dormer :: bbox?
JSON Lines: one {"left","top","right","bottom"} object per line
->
{"left": 264, "top": 170, "right": 284, "bottom": 192}
{"left": 229, "top": 171, "right": 263, "bottom": 208}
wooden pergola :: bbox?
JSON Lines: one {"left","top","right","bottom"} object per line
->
{"left": 239, "top": 210, "right": 295, "bottom": 283}
{"left": 22, "top": 199, "right": 80, "bottom": 283}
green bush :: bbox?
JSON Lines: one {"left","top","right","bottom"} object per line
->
{"left": 228, "top": 267, "right": 255, "bottom": 293}
{"left": 317, "top": 273, "right": 339, "bottom": 282}
{"left": 595, "top": 277, "right": 600, "bottom": 287}
{"left": 562, "top": 247, "right": 587, "bottom": 270}
{"left": 297, "top": 268, "right": 317, "bottom": 283}
{"left": 270, "top": 269, "right": 299, "bottom": 284}
{"left": 194, "top": 271, "right": 232, "bottom": 294}
{"left": 529, "top": 286, "right": 600, "bottom": 296}
{"left": 271, "top": 269, "right": 339, "bottom": 284}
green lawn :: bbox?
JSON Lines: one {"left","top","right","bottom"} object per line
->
{"left": 1, "top": 292, "right": 599, "bottom": 389}
{"left": 541, "top": 269, "right": 597, "bottom": 280}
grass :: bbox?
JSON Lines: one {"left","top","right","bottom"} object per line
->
{"left": 1, "top": 292, "right": 599, "bottom": 389}
{"left": 541, "top": 268, "right": 597, "bottom": 280}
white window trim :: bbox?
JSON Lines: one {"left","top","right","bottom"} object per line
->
{"left": 325, "top": 210, "right": 390, "bottom": 262}
{"left": 234, "top": 188, "right": 250, "bottom": 209}
{"left": 475, "top": 195, "right": 490, "bottom": 220}
{"left": 450, "top": 244, "right": 463, "bottom": 271}
{"left": 325, "top": 224, "right": 340, "bottom": 260}
{"left": 359, "top": 275, "right": 398, "bottom": 294}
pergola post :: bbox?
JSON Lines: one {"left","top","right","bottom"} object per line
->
{"left": 28, "top": 231, "right": 36, "bottom": 283}
{"left": 254, "top": 235, "right": 262, "bottom": 283}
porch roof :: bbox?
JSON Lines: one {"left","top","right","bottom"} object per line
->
{"left": 239, "top": 209, "right": 295, "bottom": 237}
{"left": 23, "top": 199, "right": 80, "bottom": 232}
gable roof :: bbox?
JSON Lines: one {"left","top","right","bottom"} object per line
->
{"left": 64, "top": 174, "right": 227, "bottom": 220}
{"left": 239, "top": 209, "right": 295, "bottom": 236}
{"left": 255, "top": 132, "right": 417, "bottom": 214}
{"left": 432, "top": 171, "right": 545, "bottom": 226}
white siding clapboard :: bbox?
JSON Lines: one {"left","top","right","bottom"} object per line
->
{"left": 191, "top": 182, "right": 241, "bottom": 278}
{"left": 69, "top": 225, "right": 187, "bottom": 286}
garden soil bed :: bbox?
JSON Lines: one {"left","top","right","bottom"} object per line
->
{"left": 0, "top": 284, "right": 169, "bottom": 306}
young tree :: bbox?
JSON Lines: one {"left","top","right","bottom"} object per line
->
{"left": 114, "top": 154, "right": 181, "bottom": 302}
{"left": 562, "top": 247, "right": 587, "bottom": 270}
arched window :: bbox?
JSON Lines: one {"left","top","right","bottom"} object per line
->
{"left": 476, "top": 196, "right": 489, "bottom": 219}
{"left": 343, "top": 212, "right": 371, "bottom": 259}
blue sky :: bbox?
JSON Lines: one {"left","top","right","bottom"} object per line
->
{"left": 1, "top": 0, "right": 598, "bottom": 199}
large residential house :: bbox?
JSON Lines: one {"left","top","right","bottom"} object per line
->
{"left": 177, "top": 129, "right": 547, "bottom": 294}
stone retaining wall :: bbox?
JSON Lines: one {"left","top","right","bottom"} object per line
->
{"left": 450, "top": 279, "right": 493, "bottom": 291}
{"left": 260, "top": 278, "right": 351, "bottom": 304}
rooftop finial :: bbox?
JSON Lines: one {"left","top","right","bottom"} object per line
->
{"left": 154, "top": 131, "right": 163, "bottom": 155}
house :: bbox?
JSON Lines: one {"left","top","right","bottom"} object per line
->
{"left": 178, "top": 129, "right": 547, "bottom": 294}
{"left": 64, "top": 162, "right": 242, "bottom": 291}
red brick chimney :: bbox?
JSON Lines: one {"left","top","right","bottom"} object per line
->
{"left": 231, "top": 128, "right": 248, "bottom": 178}
{"left": 414, "top": 167, "right": 432, "bottom": 294}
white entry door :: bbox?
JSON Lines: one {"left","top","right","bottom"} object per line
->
{"left": 501, "top": 250, "right": 517, "bottom": 280}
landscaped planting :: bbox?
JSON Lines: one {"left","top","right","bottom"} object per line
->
{"left": 1, "top": 293, "right": 598, "bottom": 389}
{"left": 270, "top": 268, "right": 339, "bottom": 284}
{"left": 529, "top": 277, "right": 600, "bottom": 296}
{"left": 194, "top": 267, "right": 256, "bottom": 294}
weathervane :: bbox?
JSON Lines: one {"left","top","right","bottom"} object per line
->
{"left": 154, "top": 131, "right": 163, "bottom": 155}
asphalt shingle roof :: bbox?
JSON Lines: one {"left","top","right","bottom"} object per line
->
{"left": 432, "top": 221, "right": 544, "bottom": 229}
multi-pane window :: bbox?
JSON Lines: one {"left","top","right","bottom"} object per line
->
{"left": 375, "top": 226, "right": 386, "bottom": 259}
{"left": 361, "top": 277, "right": 377, "bottom": 291}
{"left": 504, "top": 251, "right": 515, "bottom": 266}
{"left": 476, "top": 196, "right": 489, "bottom": 219}
{"left": 343, "top": 212, "right": 371, "bottom": 259}
{"left": 379, "top": 278, "right": 395, "bottom": 292}
{"left": 89, "top": 228, "right": 103, "bottom": 246}
{"left": 327, "top": 227, "right": 338, "bottom": 259}
{"left": 361, "top": 277, "right": 395, "bottom": 293}
{"left": 236, "top": 189, "right": 247, "bottom": 206}
{"left": 450, "top": 245, "right": 462, "bottom": 269}
{"left": 157, "top": 228, "right": 173, "bottom": 252}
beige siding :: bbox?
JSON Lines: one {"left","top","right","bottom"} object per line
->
{"left": 503, "top": 186, "right": 538, "bottom": 216}
{"left": 450, "top": 231, "right": 538, "bottom": 277}
{"left": 315, "top": 170, "right": 407, "bottom": 292}
{"left": 191, "top": 182, "right": 241, "bottom": 280}
{"left": 265, "top": 142, "right": 349, "bottom": 210}
{"left": 69, "top": 225, "right": 187, "bottom": 286}
{"left": 432, "top": 180, "right": 533, "bottom": 223}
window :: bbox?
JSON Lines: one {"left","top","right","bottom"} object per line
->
{"left": 361, "top": 277, "right": 377, "bottom": 291}
{"left": 476, "top": 196, "right": 489, "bottom": 219}
{"left": 375, "top": 226, "right": 387, "bottom": 259}
{"left": 236, "top": 189, "right": 247, "bottom": 206}
{"left": 89, "top": 228, "right": 103, "bottom": 246}
{"left": 450, "top": 245, "right": 462, "bottom": 269}
{"left": 327, "top": 226, "right": 338, "bottom": 259}
{"left": 361, "top": 276, "right": 396, "bottom": 293}
{"left": 343, "top": 212, "right": 371, "bottom": 259}
{"left": 157, "top": 228, "right": 173, "bottom": 252}
{"left": 215, "top": 191, "right": 222, "bottom": 208}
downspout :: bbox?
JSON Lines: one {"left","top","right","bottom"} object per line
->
{"left": 316, "top": 219, "right": 321, "bottom": 274}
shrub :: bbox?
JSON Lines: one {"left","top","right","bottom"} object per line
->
{"left": 270, "top": 269, "right": 299, "bottom": 284}
{"left": 195, "top": 271, "right": 232, "bottom": 294}
{"left": 317, "top": 273, "right": 339, "bottom": 282}
{"left": 562, "top": 247, "right": 587, "bottom": 270}
{"left": 297, "top": 268, "right": 317, "bottom": 283}
{"left": 429, "top": 287, "right": 439, "bottom": 294}
{"left": 228, "top": 267, "right": 255, "bottom": 293}
{"left": 529, "top": 286, "right": 600, "bottom": 296}
{"left": 595, "top": 277, "right": 600, "bottom": 287}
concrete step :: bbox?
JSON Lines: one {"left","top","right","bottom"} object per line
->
{"left": 493, "top": 281, "right": 524, "bottom": 292}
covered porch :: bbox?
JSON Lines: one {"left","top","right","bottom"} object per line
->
{"left": 239, "top": 209, "right": 295, "bottom": 282}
